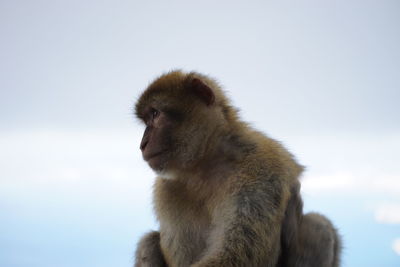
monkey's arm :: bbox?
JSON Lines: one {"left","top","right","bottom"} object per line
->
{"left": 192, "top": 177, "right": 287, "bottom": 267}
{"left": 135, "top": 231, "right": 167, "bottom": 267}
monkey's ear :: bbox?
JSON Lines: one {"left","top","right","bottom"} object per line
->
{"left": 190, "top": 78, "right": 215, "bottom": 106}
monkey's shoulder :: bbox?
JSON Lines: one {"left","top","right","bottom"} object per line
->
{"left": 241, "top": 131, "right": 304, "bottom": 180}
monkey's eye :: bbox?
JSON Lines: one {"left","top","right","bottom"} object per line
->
{"left": 151, "top": 108, "right": 159, "bottom": 120}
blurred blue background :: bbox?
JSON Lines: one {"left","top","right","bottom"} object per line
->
{"left": 0, "top": 1, "right": 399, "bottom": 266}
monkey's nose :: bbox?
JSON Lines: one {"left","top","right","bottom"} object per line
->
{"left": 140, "top": 140, "right": 148, "bottom": 151}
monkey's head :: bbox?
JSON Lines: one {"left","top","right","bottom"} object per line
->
{"left": 135, "top": 70, "right": 238, "bottom": 173}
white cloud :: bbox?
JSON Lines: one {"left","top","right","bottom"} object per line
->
{"left": 301, "top": 172, "right": 400, "bottom": 196}
{"left": 301, "top": 173, "right": 356, "bottom": 192}
{"left": 0, "top": 129, "right": 154, "bottom": 201}
{"left": 392, "top": 239, "right": 400, "bottom": 256}
{"left": 374, "top": 203, "right": 400, "bottom": 224}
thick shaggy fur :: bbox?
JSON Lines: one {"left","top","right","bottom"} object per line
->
{"left": 134, "top": 70, "right": 341, "bottom": 267}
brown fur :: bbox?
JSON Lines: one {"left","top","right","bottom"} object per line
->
{"left": 134, "top": 70, "right": 341, "bottom": 267}
{"left": 135, "top": 231, "right": 167, "bottom": 267}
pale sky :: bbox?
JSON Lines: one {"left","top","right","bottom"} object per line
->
{"left": 1, "top": 0, "right": 399, "bottom": 133}
{"left": 0, "top": 1, "right": 399, "bottom": 266}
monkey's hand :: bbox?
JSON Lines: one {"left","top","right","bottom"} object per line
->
{"left": 134, "top": 231, "right": 167, "bottom": 267}
{"left": 190, "top": 177, "right": 287, "bottom": 267}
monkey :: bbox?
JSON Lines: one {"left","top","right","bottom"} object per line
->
{"left": 133, "top": 70, "right": 341, "bottom": 267}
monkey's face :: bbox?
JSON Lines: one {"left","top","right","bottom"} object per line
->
{"left": 139, "top": 107, "right": 177, "bottom": 171}
{"left": 138, "top": 103, "right": 208, "bottom": 172}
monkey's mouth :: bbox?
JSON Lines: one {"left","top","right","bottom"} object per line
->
{"left": 143, "top": 150, "right": 167, "bottom": 161}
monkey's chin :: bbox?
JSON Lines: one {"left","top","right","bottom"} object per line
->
{"left": 146, "top": 155, "right": 168, "bottom": 172}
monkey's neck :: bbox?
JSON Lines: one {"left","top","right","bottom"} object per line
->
{"left": 191, "top": 124, "right": 253, "bottom": 178}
